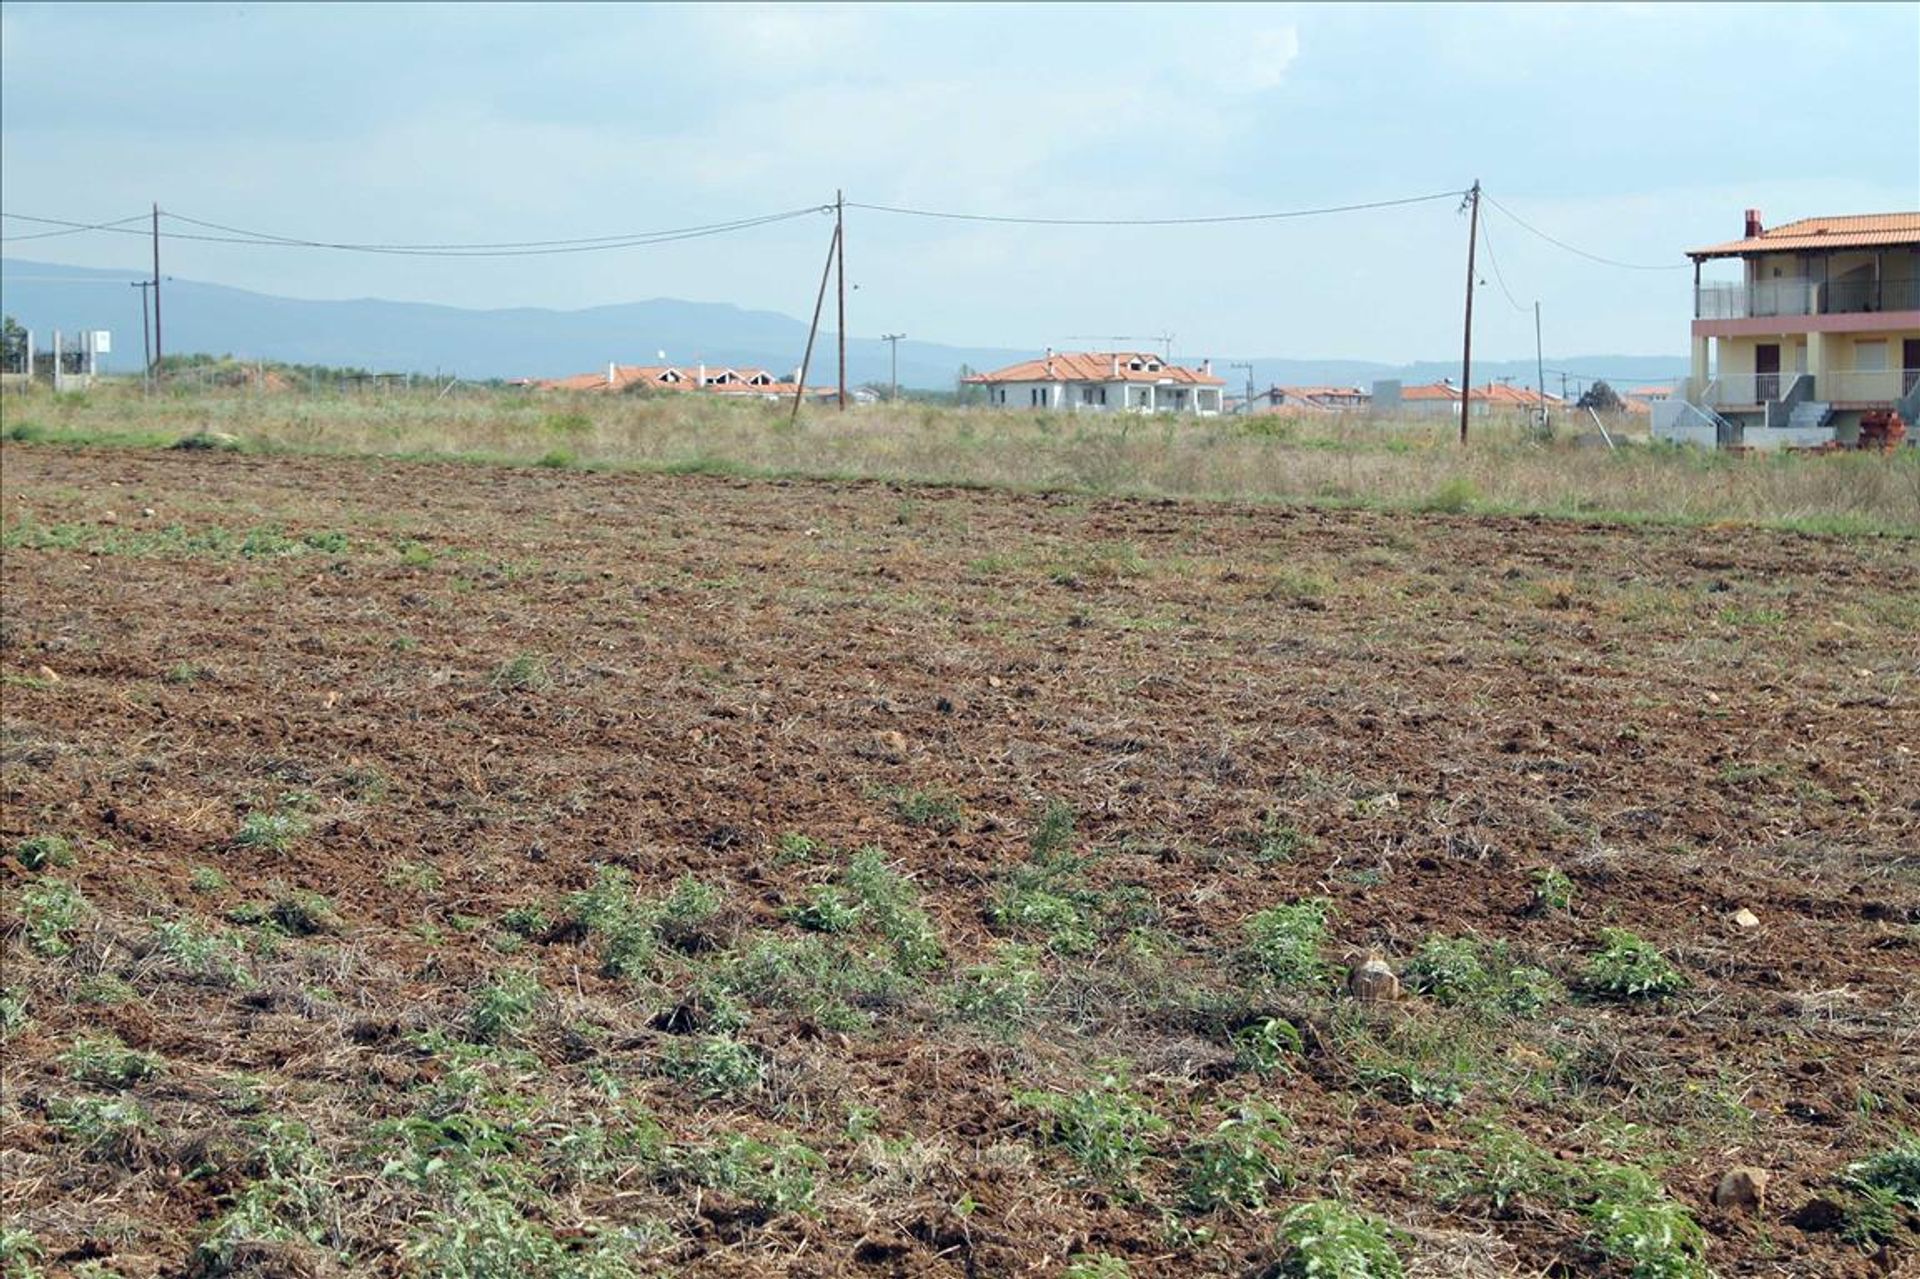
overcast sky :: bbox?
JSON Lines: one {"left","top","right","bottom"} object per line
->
{"left": 3, "top": 2, "right": 1916, "bottom": 361}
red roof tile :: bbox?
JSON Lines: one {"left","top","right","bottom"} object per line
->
{"left": 1689, "top": 212, "right": 1920, "bottom": 258}
{"left": 962, "top": 352, "right": 1225, "bottom": 386}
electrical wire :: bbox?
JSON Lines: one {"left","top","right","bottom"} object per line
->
{"left": 1483, "top": 193, "right": 1688, "bottom": 272}
{"left": 158, "top": 206, "right": 832, "bottom": 255}
{"left": 844, "top": 189, "right": 1462, "bottom": 226}
{"left": 1, "top": 206, "right": 832, "bottom": 257}
{"left": 1476, "top": 215, "right": 1531, "bottom": 314}
{"left": 0, "top": 212, "right": 150, "bottom": 243}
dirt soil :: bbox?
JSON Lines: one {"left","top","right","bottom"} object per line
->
{"left": 2, "top": 444, "right": 1917, "bottom": 1278}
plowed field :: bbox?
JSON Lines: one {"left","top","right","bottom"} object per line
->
{"left": 3, "top": 444, "right": 1916, "bottom": 1278}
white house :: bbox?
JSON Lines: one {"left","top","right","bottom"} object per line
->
{"left": 963, "top": 350, "right": 1226, "bottom": 415}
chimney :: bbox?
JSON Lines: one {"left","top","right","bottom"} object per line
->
{"left": 1202, "top": 359, "right": 1212, "bottom": 376}
{"left": 1111, "top": 355, "right": 1120, "bottom": 376}
{"left": 1744, "top": 208, "right": 1763, "bottom": 238}
{"left": 607, "top": 362, "right": 616, "bottom": 387}
{"left": 697, "top": 361, "right": 707, "bottom": 386}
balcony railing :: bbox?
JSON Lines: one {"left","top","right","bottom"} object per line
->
{"left": 1695, "top": 278, "right": 1920, "bottom": 320}
{"left": 1695, "top": 370, "right": 1920, "bottom": 408}
{"left": 1822, "top": 368, "right": 1920, "bottom": 403}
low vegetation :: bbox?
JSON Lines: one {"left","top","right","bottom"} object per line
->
{"left": 1, "top": 434, "right": 1913, "bottom": 1276}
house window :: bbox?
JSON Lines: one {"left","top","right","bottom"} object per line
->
{"left": 1081, "top": 385, "right": 1108, "bottom": 406}
{"left": 1031, "top": 387, "right": 1049, "bottom": 407}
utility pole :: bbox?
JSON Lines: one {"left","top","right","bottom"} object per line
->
{"left": 151, "top": 203, "right": 164, "bottom": 379}
{"left": 790, "top": 219, "right": 841, "bottom": 425}
{"left": 881, "top": 332, "right": 906, "bottom": 402}
{"left": 130, "top": 280, "right": 154, "bottom": 386}
{"left": 835, "top": 190, "right": 846, "bottom": 410}
{"left": 1534, "top": 301, "right": 1547, "bottom": 432}
{"left": 1229, "top": 361, "right": 1255, "bottom": 414}
{"left": 1458, "top": 179, "right": 1480, "bottom": 444}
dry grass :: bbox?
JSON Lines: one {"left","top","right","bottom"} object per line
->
{"left": 3, "top": 382, "right": 1917, "bottom": 532}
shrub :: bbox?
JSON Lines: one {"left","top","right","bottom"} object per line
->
{"left": 890, "top": 786, "right": 965, "bottom": 833}
{"left": 1581, "top": 929, "right": 1686, "bottom": 1001}
{"left": 1242, "top": 899, "right": 1332, "bottom": 988}
{"left": 656, "top": 875, "right": 724, "bottom": 951}
{"left": 1583, "top": 1163, "right": 1709, "bottom": 1279}
{"left": 233, "top": 809, "right": 309, "bottom": 854}
{"left": 61, "top": 1033, "right": 163, "bottom": 1089}
{"left": 13, "top": 834, "right": 75, "bottom": 870}
{"left": 467, "top": 969, "right": 540, "bottom": 1045}
{"left": 566, "top": 866, "right": 656, "bottom": 978}
{"left": 662, "top": 1132, "right": 822, "bottom": 1214}
{"left": 1274, "top": 1200, "right": 1404, "bottom": 1279}
{"left": 1419, "top": 1123, "right": 1569, "bottom": 1215}
{"left": 1416, "top": 476, "right": 1477, "bottom": 515}
{"left": 1845, "top": 1134, "right": 1920, "bottom": 1209}
{"left": 1016, "top": 1072, "right": 1168, "bottom": 1185}
{"left": 491, "top": 652, "right": 552, "bottom": 691}
{"left": 1405, "top": 935, "right": 1561, "bottom": 1017}
{"left": 47, "top": 1095, "right": 153, "bottom": 1164}
{"left": 1182, "top": 1102, "right": 1295, "bottom": 1212}
{"left": 1531, "top": 865, "right": 1575, "bottom": 912}
{"left": 20, "top": 879, "right": 89, "bottom": 955}
{"left": 1230, "top": 1016, "right": 1304, "bottom": 1076}
{"left": 663, "top": 1035, "right": 763, "bottom": 1099}
{"left": 948, "top": 943, "right": 1043, "bottom": 1032}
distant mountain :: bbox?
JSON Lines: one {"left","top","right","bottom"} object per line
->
{"left": 1, "top": 258, "right": 1686, "bottom": 391}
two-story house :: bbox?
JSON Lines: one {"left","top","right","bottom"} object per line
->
{"left": 963, "top": 351, "right": 1226, "bottom": 415}
{"left": 1661, "top": 210, "right": 1920, "bottom": 448}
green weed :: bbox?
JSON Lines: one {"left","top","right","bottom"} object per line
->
{"left": 13, "top": 833, "right": 75, "bottom": 870}
{"left": 468, "top": 969, "right": 541, "bottom": 1045}
{"left": 888, "top": 785, "right": 965, "bottom": 833}
{"left": 491, "top": 652, "right": 551, "bottom": 692}
{"left": 1583, "top": 1163, "right": 1709, "bottom": 1279}
{"left": 20, "top": 878, "right": 89, "bottom": 955}
{"left": 663, "top": 1035, "right": 763, "bottom": 1099}
{"left": 1016, "top": 1071, "right": 1168, "bottom": 1185}
{"left": 233, "top": 808, "right": 309, "bottom": 854}
{"left": 61, "top": 1033, "right": 163, "bottom": 1089}
{"left": 46, "top": 1095, "right": 152, "bottom": 1164}
{"left": 1182, "top": 1102, "right": 1295, "bottom": 1212}
{"left": 1242, "top": 899, "right": 1332, "bottom": 989}
{"left": 1581, "top": 928, "right": 1686, "bottom": 1001}
{"left": 1273, "top": 1200, "right": 1404, "bottom": 1278}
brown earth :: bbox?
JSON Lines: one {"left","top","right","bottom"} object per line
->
{"left": 2, "top": 443, "right": 1916, "bottom": 1277}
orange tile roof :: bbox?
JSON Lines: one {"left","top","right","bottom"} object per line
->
{"left": 536, "top": 364, "right": 830, "bottom": 397}
{"left": 1273, "top": 385, "right": 1370, "bottom": 400}
{"left": 962, "top": 352, "right": 1225, "bottom": 386}
{"left": 1400, "top": 381, "right": 1461, "bottom": 401}
{"left": 1474, "top": 382, "right": 1560, "bottom": 407}
{"left": 1689, "top": 212, "right": 1920, "bottom": 258}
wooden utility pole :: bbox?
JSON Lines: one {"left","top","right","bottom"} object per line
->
{"left": 1534, "top": 300, "right": 1546, "bottom": 432}
{"left": 130, "top": 280, "right": 154, "bottom": 387}
{"left": 1459, "top": 180, "right": 1480, "bottom": 444}
{"left": 835, "top": 190, "right": 846, "bottom": 410}
{"left": 151, "top": 203, "right": 164, "bottom": 378}
{"left": 790, "top": 222, "right": 840, "bottom": 424}
{"left": 881, "top": 332, "right": 905, "bottom": 401}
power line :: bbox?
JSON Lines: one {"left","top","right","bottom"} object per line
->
{"left": 1482, "top": 193, "right": 1688, "bottom": 272}
{"left": 844, "top": 189, "right": 1462, "bottom": 226}
{"left": 159, "top": 206, "right": 832, "bottom": 255}
{"left": 0, "top": 212, "right": 150, "bottom": 243}
{"left": 2, "top": 206, "right": 832, "bottom": 257}
{"left": 1475, "top": 214, "right": 1530, "bottom": 314}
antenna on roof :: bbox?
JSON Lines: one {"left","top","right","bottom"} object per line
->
{"left": 1061, "top": 332, "right": 1176, "bottom": 361}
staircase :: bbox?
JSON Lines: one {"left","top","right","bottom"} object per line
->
{"left": 1787, "top": 400, "right": 1832, "bottom": 431}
